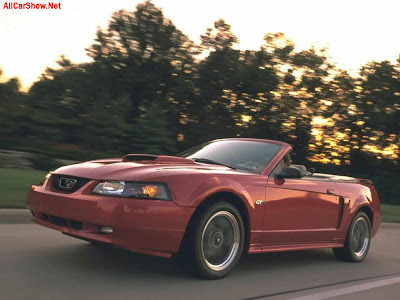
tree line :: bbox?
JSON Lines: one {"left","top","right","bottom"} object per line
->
{"left": 0, "top": 1, "right": 399, "bottom": 202}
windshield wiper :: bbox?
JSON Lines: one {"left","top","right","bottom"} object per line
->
{"left": 191, "top": 158, "right": 236, "bottom": 170}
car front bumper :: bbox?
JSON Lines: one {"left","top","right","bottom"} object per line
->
{"left": 26, "top": 182, "right": 195, "bottom": 258}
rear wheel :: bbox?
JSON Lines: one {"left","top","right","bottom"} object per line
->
{"left": 333, "top": 211, "right": 371, "bottom": 262}
{"left": 182, "top": 202, "right": 245, "bottom": 279}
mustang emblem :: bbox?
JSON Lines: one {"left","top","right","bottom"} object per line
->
{"left": 59, "top": 178, "right": 77, "bottom": 189}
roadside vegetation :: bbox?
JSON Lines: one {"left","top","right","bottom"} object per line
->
{"left": 1, "top": 168, "right": 399, "bottom": 223}
{"left": 380, "top": 204, "right": 400, "bottom": 223}
{"left": 0, "top": 168, "right": 45, "bottom": 208}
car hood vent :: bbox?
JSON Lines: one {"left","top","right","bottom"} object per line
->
{"left": 122, "top": 154, "right": 195, "bottom": 164}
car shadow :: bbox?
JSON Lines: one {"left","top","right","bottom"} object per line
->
{"left": 31, "top": 242, "right": 188, "bottom": 279}
{"left": 240, "top": 248, "right": 337, "bottom": 269}
{"left": 24, "top": 240, "right": 339, "bottom": 282}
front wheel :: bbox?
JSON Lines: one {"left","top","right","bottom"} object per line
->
{"left": 333, "top": 211, "right": 371, "bottom": 262}
{"left": 185, "top": 202, "right": 245, "bottom": 279}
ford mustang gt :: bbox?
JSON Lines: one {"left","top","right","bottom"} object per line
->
{"left": 26, "top": 138, "right": 381, "bottom": 279}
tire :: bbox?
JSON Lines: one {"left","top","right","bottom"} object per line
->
{"left": 182, "top": 202, "right": 245, "bottom": 279}
{"left": 333, "top": 211, "right": 371, "bottom": 262}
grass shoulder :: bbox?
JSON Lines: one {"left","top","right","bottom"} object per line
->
{"left": 380, "top": 204, "right": 400, "bottom": 223}
{"left": 0, "top": 168, "right": 46, "bottom": 208}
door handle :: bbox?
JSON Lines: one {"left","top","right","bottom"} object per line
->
{"left": 327, "top": 189, "right": 336, "bottom": 195}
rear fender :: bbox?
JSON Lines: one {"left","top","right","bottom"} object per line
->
{"left": 336, "top": 182, "right": 380, "bottom": 238}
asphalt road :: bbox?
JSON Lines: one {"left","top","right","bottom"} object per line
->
{"left": 1, "top": 217, "right": 400, "bottom": 300}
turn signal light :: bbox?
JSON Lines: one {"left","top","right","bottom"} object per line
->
{"left": 99, "top": 226, "right": 113, "bottom": 234}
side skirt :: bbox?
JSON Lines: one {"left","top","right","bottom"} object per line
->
{"left": 249, "top": 242, "right": 344, "bottom": 254}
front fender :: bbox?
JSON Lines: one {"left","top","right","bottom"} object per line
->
{"left": 186, "top": 176, "right": 254, "bottom": 209}
{"left": 165, "top": 175, "right": 266, "bottom": 246}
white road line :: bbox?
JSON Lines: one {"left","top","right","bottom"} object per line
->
{"left": 289, "top": 276, "right": 400, "bottom": 300}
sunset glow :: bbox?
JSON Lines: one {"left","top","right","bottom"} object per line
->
{"left": 310, "top": 116, "right": 399, "bottom": 165}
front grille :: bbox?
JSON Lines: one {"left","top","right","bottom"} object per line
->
{"left": 51, "top": 174, "right": 90, "bottom": 193}
{"left": 34, "top": 211, "right": 83, "bottom": 230}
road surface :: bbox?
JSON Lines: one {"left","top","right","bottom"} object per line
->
{"left": 1, "top": 217, "right": 399, "bottom": 299}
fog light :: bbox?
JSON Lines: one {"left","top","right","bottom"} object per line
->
{"left": 99, "top": 226, "right": 113, "bottom": 234}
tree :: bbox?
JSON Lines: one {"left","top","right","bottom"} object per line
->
{"left": 0, "top": 70, "right": 27, "bottom": 146}
{"left": 200, "top": 19, "right": 238, "bottom": 52}
{"left": 133, "top": 101, "right": 176, "bottom": 154}
{"left": 86, "top": 0, "right": 197, "bottom": 123}
{"left": 184, "top": 19, "right": 240, "bottom": 143}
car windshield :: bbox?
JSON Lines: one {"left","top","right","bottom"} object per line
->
{"left": 177, "top": 140, "right": 282, "bottom": 174}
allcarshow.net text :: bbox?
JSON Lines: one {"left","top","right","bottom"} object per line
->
{"left": 3, "top": 2, "right": 61, "bottom": 9}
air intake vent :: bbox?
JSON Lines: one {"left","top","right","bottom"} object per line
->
{"left": 122, "top": 154, "right": 158, "bottom": 162}
{"left": 122, "top": 154, "right": 194, "bottom": 164}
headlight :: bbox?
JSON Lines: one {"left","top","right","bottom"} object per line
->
{"left": 92, "top": 181, "right": 172, "bottom": 200}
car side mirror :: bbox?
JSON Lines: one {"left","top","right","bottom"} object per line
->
{"left": 276, "top": 166, "right": 303, "bottom": 179}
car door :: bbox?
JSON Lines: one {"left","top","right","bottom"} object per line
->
{"left": 262, "top": 162, "right": 342, "bottom": 245}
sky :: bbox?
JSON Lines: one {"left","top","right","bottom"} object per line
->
{"left": 1, "top": 0, "right": 400, "bottom": 89}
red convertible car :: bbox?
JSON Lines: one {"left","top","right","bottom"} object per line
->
{"left": 27, "top": 138, "right": 381, "bottom": 279}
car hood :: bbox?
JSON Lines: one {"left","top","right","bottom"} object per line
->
{"left": 52, "top": 155, "right": 245, "bottom": 181}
